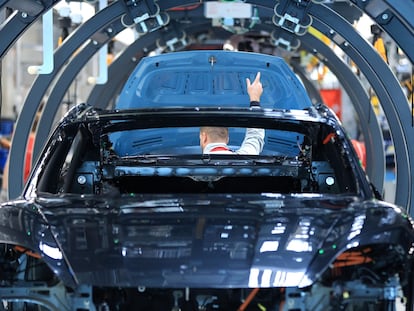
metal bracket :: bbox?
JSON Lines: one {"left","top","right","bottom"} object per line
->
{"left": 0, "top": 281, "right": 95, "bottom": 311}
{"left": 271, "top": 29, "right": 301, "bottom": 51}
{"left": 156, "top": 24, "right": 188, "bottom": 52}
{"left": 124, "top": 0, "right": 159, "bottom": 24}
{"left": 165, "top": 35, "right": 188, "bottom": 52}
{"left": 27, "top": 8, "right": 54, "bottom": 75}
{"left": 273, "top": 0, "right": 313, "bottom": 36}
{"left": 136, "top": 10, "right": 170, "bottom": 34}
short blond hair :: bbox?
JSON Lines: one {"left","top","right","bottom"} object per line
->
{"left": 200, "top": 127, "right": 229, "bottom": 142}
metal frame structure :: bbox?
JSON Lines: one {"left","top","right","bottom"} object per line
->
{"left": 0, "top": 0, "right": 413, "bottom": 214}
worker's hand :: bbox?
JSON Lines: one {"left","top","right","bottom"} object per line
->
{"left": 246, "top": 72, "right": 263, "bottom": 104}
{"left": 0, "top": 137, "right": 11, "bottom": 149}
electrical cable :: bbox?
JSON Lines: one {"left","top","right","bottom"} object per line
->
{"left": 237, "top": 288, "right": 259, "bottom": 311}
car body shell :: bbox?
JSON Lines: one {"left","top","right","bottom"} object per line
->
{"left": 1, "top": 51, "right": 413, "bottom": 310}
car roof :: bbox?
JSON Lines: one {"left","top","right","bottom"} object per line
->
{"left": 116, "top": 50, "right": 313, "bottom": 110}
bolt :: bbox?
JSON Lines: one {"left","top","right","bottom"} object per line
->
{"left": 77, "top": 175, "right": 87, "bottom": 185}
{"left": 107, "top": 27, "right": 113, "bottom": 33}
{"left": 138, "top": 286, "right": 146, "bottom": 292}
{"left": 382, "top": 13, "right": 389, "bottom": 20}
{"left": 21, "top": 12, "right": 27, "bottom": 18}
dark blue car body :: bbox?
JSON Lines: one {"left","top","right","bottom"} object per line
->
{"left": 0, "top": 51, "right": 413, "bottom": 311}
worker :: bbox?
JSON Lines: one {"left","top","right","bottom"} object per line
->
{"left": 200, "top": 72, "right": 264, "bottom": 155}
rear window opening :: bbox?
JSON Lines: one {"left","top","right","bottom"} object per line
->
{"left": 36, "top": 122, "right": 359, "bottom": 197}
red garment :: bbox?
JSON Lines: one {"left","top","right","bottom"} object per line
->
{"left": 351, "top": 139, "right": 366, "bottom": 170}
{"left": 209, "top": 146, "right": 230, "bottom": 152}
{"left": 24, "top": 134, "right": 35, "bottom": 182}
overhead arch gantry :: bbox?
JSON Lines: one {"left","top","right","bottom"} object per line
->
{"left": 0, "top": 0, "right": 413, "bottom": 214}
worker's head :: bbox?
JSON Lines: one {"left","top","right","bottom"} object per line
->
{"left": 199, "top": 127, "right": 229, "bottom": 151}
